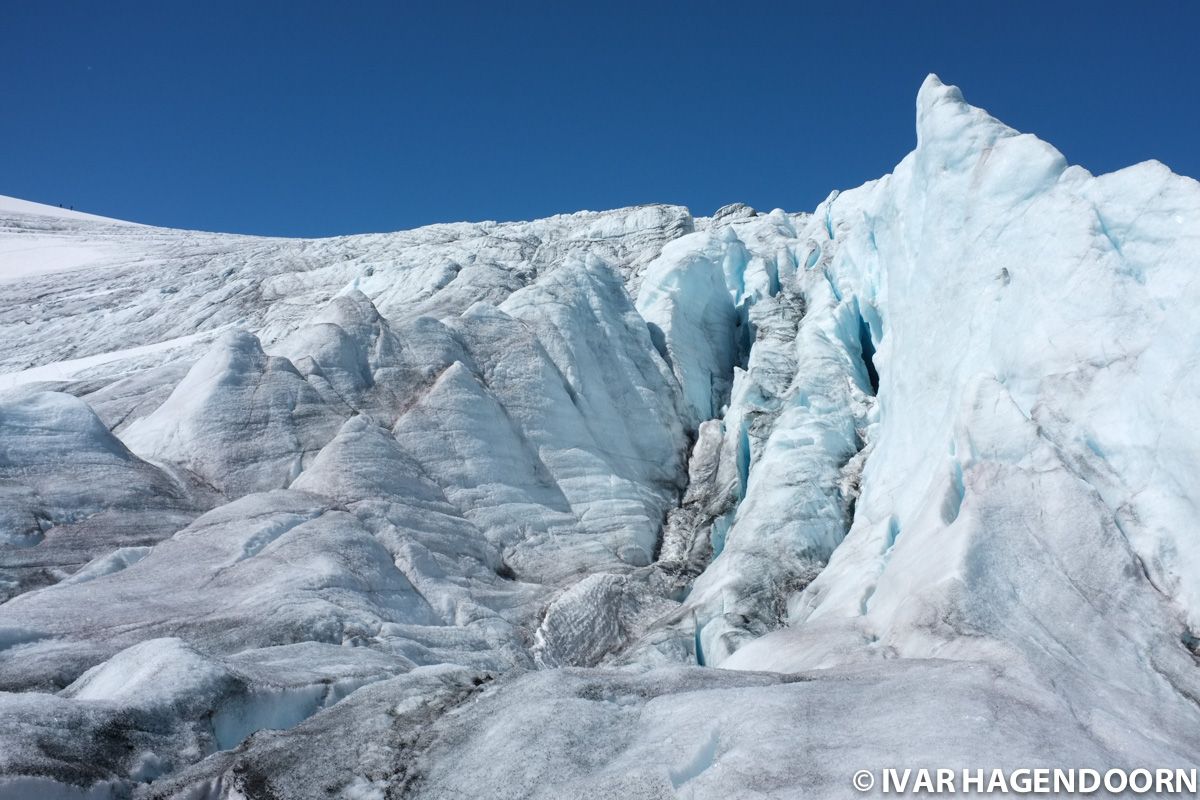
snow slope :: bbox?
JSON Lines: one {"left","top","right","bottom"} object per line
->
{"left": 0, "top": 196, "right": 143, "bottom": 284}
{"left": 2, "top": 76, "right": 1200, "bottom": 798}
{"left": 0, "top": 195, "right": 136, "bottom": 225}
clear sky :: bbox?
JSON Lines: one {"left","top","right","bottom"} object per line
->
{"left": 3, "top": 1, "right": 1198, "bottom": 237}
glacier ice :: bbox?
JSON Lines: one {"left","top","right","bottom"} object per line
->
{"left": 0, "top": 391, "right": 202, "bottom": 601}
{"left": 3, "top": 75, "right": 1200, "bottom": 798}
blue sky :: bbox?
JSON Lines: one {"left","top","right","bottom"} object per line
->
{"left": 3, "top": 1, "right": 1197, "bottom": 237}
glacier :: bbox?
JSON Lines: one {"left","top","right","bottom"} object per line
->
{"left": 1, "top": 74, "right": 1200, "bottom": 798}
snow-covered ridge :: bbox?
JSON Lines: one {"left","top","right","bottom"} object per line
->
{"left": 0, "top": 195, "right": 139, "bottom": 226}
{"left": 3, "top": 75, "right": 1200, "bottom": 798}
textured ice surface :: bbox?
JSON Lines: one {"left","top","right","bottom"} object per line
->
{"left": 2, "top": 75, "right": 1200, "bottom": 798}
{"left": 0, "top": 391, "right": 203, "bottom": 601}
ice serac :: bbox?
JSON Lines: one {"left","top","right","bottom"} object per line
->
{"left": 720, "top": 75, "right": 1200, "bottom": 763}
{"left": 393, "top": 256, "right": 687, "bottom": 581}
{"left": 635, "top": 231, "right": 745, "bottom": 428}
{"left": 121, "top": 330, "right": 345, "bottom": 495}
{"left": 0, "top": 391, "right": 200, "bottom": 600}
{"left": 2, "top": 76, "right": 1200, "bottom": 799}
